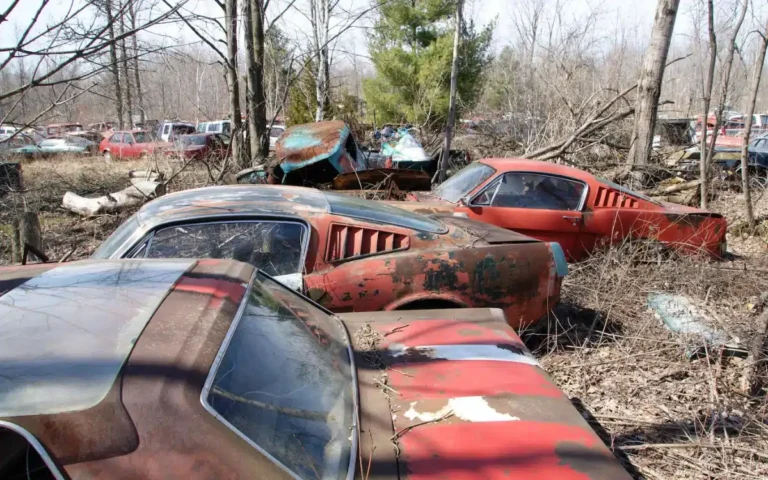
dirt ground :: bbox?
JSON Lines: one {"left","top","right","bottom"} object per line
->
{"left": 1, "top": 156, "right": 767, "bottom": 479}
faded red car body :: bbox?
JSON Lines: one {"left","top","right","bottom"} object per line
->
{"left": 0, "top": 260, "right": 631, "bottom": 480}
{"left": 91, "top": 185, "right": 565, "bottom": 328}
{"left": 99, "top": 130, "right": 169, "bottom": 160}
{"left": 398, "top": 158, "right": 727, "bottom": 261}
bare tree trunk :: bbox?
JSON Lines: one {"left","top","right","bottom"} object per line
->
{"left": 311, "top": 0, "right": 331, "bottom": 122}
{"left": 105, "top": 0, "right": 124, "bottom": 129}
{"left": 129, "top": 1, "right": 145, "bottom": 126}
{"left": 225, "top": 0, "right": 244, "bottom": 168}
{"left": 249, "top": 0, "right": 268, "bottom": 160}
{"left": 740, "top": 18, "right": 768, "bottom": 231}
{"left": 119, "top": 0, "right": 133, "bottom": 128}
{"left": 627, "top": 0, "right": 680, "bottom": 182}
{"left": 244, "top": 0, "right": 257, "bottom": 162}
{"left": 699, "top": 0, "right": 716, "bottom": 209}
{"left": 438, "top": 0, "right": 462, "bottom": 184}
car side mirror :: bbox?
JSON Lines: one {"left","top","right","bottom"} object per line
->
{"left": 459, "top": 195, "right": 471, "bottom": 207}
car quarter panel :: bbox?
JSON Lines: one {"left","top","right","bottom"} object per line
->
{"left": 304, "top": 216, "right": 556, "bottom": 328}
{"left": 57, "top": 260, "right": 295, "bottom": 479}
{"left": 341, "top": 309, "right": 632, "bottom": 480}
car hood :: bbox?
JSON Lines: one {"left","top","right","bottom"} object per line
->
{"left": 340, "top": 308, "right": 631, "bottom": 480}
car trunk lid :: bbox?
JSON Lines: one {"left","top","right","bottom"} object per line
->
{"left": 340, "top": 309, "right": 631, "bottom": 480}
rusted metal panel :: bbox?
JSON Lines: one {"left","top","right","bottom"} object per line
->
{"left": 333, "top": 168, "right": 431, "bottom": 192}
{"left": 343, "top": 312, "right": 632, "bottom": 480}
{"left": 275, "top": 121, "right": 366, "bottom": 180}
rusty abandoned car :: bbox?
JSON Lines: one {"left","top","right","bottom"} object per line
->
{"left": 396, "top": 159, "right": 728, "bottom": 261}
{"left": 91, "top": 185, "right": 568, "bottom": 328}
{"left": 0, "top": 259, "right": 632, "bottom": 479}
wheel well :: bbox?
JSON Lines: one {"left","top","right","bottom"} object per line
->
{"left": 396, "top": 299, "right": 463, "bottom": 310}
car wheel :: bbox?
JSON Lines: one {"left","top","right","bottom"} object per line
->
{"left": 103, "top": 150, "right": 112, "bottom": 163}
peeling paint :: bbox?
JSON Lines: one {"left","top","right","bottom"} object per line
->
{"left": 388, "top": 344, "right": 540, "bottom": 367}
{"left": 404, "top": 396, "right": 521, "bottom": 423}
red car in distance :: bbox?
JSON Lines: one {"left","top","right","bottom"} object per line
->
{"left": 99, "top": 131, "right": 169, "bottom": 160}
{"left": 165, "top": 133, "right": 230, "bottom": 161}
{"left": 396, "top": 158, "right": 728, "bottom": 261}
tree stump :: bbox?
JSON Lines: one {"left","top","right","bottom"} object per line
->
{"left": 11, "top": 212, "right": 45, "bottom": 263}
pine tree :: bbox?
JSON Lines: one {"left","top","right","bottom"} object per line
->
{"left": 363, "top": 0, "right": 492, "bottom": 126}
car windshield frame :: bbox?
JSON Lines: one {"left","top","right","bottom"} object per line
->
{"left": 201, "top": 269, "right": 357, "bottom": 480}
{"left": 324, "top": 191, "right": 447, "bottom": 234}
{"left": 435, "top": 161, "right": 496, "bottom": 203}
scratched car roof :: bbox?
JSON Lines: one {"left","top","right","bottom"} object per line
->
{"left": 0, "top": 259, "right": 195, "bottom": 417}
{"left": 135, "top": 185, "right": 329, "bottom": 227}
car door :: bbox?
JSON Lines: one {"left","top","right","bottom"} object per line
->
{"left": 126, "top": 219, "right": 309, "bottom": 290}
{"left": 462, "top": 171, "right": 589, "bottom": 260}
{"left": 121, "top": 133, "right": 137, "bottom": 158}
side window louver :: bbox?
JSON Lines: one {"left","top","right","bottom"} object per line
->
{"left": 594, "top": 186, "right": 639, "bottom": 209}
{"left": 326, "top": 223, "right": 409, "bottom": 262}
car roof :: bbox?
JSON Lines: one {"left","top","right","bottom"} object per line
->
{"left": 0, "top": 258, "right": 255, "bottom": 468}
{"left": 135, "top": 185, "right": 330, "bottom": 228}
{"left": 479, "top": 158, "right": 597, "bottom": 183}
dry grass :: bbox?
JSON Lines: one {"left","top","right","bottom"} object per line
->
{"left": 0, "top": 154, "right": 213, "bottom": 264}
{"left": 521, "top": 238, "right": 768, "bottom": 479}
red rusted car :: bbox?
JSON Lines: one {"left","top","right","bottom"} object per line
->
{"left": 99, "top": 130, "right": 168, "bottom": 160}
{"left": 164, "top": 133, "right": 230, "bottom": 161}
{"left": 397, "top": 159, "right": 727, "bottom": 261}
{"left": 0, "top": 259, "right": 631, "bottom": 479}
{"left": 91, "top": 185, "right": 568, "bottom": 328}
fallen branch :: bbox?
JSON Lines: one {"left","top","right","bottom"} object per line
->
{"left": 62, "top": 180, "right": 164, "bottom": 216}
{"left": 647, "top": 179, "right": 702, "bottom": 196}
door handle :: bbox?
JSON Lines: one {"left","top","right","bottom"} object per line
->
{"left": 562, "top": 215, "right": 580, "bottom": 225}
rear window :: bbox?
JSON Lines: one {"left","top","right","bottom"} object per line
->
{"left": 0, "top": 260, "right": 193, "bottom": 416}
{"left": 324, "top": 191, "right": 447, "bottom": 234}
{"left": 203, "top": 272, "right": 354, "bottom": 479}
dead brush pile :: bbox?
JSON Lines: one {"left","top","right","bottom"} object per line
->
{"left": 522, "top": 242, "right": 768, "bottom": 479}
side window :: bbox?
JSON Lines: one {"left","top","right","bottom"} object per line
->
{"left": 163, "top": 125, "right": 171, "bottom": 134}
{"left": 471, "top": 178, "right": 500, "bottom": 206}
{"left": 109, "top": 133, "right": 123, "bottom": 144}
{"left": 123, "top": 133, "right": 134, "bottom": 144}
{"left": 491, "top": 173, "right": 586, "bottom": 211}
{"left": 222, "top": 122, "right": 231, "bottom": 135}
{"left": 270, "top": 128, "right": 284, "bottom": 138}
{"left": 138, "top": 221, "right": 306, "bottom": 276}
{"left": 208, "top": 123, "right": 218, "bottom": 132}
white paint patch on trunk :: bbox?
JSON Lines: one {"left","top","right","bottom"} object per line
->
{"left": 404, "top": 396, "right": 520, "bottom": 423}
{"left": 388, "top": 344, "right": 540, "bottom": 367}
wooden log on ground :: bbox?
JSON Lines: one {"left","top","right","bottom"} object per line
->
{"left": 11, "top": 212, "right": 45, "bottom": 263}
{"left": 62, "top": 181, "right": 165, "bottom": 216}
{"left": 647, "top": 179, "right": 702, "bottom": 196}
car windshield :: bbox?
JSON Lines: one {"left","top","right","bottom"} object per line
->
{"left": 324, "top": 191, "right": 447, "bottom": 233}
{"left": 597, "top": 178, "right": 662, "bottom": 205}
{"left": 91, "top": 214, "right": 141, "bottom": 258}
{"left": 435, "top": 161, "right": 496, "bottom": 203}
{"left": 204, "top": 272, "right": 354, "bottom": 480}
{"left": 178, "top": 135, "right": 207, "bottom": 146}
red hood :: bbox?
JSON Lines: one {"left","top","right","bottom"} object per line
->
{"left": 342, "top": 310, "right": 631, "bottom": 480}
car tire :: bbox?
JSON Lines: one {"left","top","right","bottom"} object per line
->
{"left": 103, "top": 150, "right": 112, "bottom": 163}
